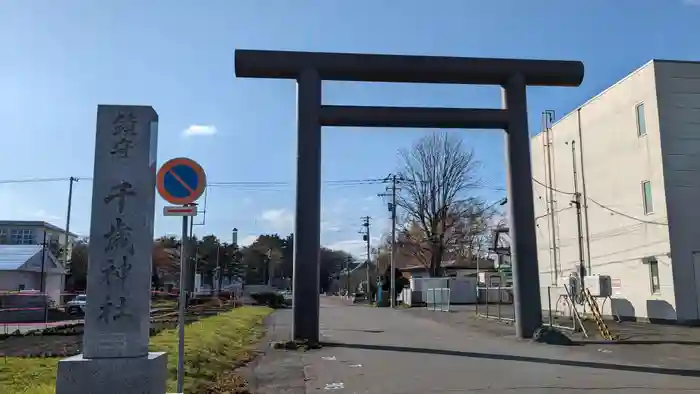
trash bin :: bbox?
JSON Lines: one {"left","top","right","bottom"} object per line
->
{"left": 376, "top": 290, "right": 390, "bottom": 307}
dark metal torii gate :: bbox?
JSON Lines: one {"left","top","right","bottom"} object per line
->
{"left": 234, "top": 49, "right": 584, "bottom": 341}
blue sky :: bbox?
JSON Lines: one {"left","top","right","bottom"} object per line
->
{"left": 1, "top": 0, "right": 698, "bottom": 257}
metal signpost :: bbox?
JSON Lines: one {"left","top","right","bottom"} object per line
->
{"left": 156, "top": 157, "right": 207, "bottom": 393}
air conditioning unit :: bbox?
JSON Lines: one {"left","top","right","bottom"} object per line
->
{"left": 584, "top": 275, "right": 612, "bottom": 297}
{"left": 558, "top": 276, "right": 579, "bottom": 294}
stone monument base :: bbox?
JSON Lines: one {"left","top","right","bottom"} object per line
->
{"left": 55, "top": 352, "right": 168, "bottom": 394}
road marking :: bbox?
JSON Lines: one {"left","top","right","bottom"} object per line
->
{"left": 322, "top": 356, "right": 337, "bottom": 361}
{"left": 324, "top": 382, "right": 344, "bottom": 390}
{"left": 349, "top": 363, "right": 362, "bottom": 368}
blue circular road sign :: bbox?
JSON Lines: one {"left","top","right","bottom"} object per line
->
{"left": 156, "top": 158, "right": 207, "bottom": 205}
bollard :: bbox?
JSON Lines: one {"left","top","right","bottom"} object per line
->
{"left": 497, "top": 284, "right": 502, "bottom": 320}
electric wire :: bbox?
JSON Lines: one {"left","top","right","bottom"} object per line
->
{"left": 532, "top": 177, "right": 668, "bottom": 226}
{"left": 0, "top": 176, "right": 505, "bottom": 191}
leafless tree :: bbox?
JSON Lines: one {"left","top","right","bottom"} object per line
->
{"left": 447, "top": 199, "right": 498, "bottom": 259}
{"left": 396, "top": 132, "right": 483, "bottom": 276}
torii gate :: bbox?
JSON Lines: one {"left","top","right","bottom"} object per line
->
{"left": 234, "top": 49, "right": 584, "bottom": 341}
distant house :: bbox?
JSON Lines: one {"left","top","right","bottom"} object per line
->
{"left": 0, "top": 244, "right": 67, "bottom": 304}
{"left": 328, "top": 261, "right": 377, "bottom": 294}
{"left": 0, "top": 221, "right": 79, "bottom": 266}
{"left": 153, "top": 247, "right": 181, "bottom": 290}
{"left": 399, "top": 258, "right": 497, "bottom": 279}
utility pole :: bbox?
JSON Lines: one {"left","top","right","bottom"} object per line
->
{"left": 214, "top": 242, "right": 221, "bottom": 297}
{"left": 345, "top": 256, "right": 352, "bottom": 298}
{"left": 266, "top": 249, "right": 273, "bottom": 287}
{"left": 360, "top": 216, "right": 371, "bottom": 296}
{"left": 569, "top": 140, "right": 586, "bottom": 295}
{"left": 378, "top": 174, "right": 401, "bottom": 308}
{"left": 542, "top": 111, "right": 559, "bottom": 284}
{"left": 39, "top": 231, "right": 48, "bottom": 323}
{"left": 63, "top": 177, "right": 76, "bottom": 271}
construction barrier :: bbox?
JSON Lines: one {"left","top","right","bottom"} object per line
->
{"left": 475, "top": 285, "right": 514, "bottom": 322}
{"left": 426, "top": 288, "right": 451, "bottom": 312}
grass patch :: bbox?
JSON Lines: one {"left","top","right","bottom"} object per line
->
{"left": 154, "top": 306, "right": 272, "bottom": 393}
{"left": 151, "top": 299, "right": 177, "bottom": 309}
{"left": 0, "top": 306, "right": 272, "bottom": 394}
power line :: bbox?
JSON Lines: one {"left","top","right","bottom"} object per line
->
{"left": 0, "top": 177, "right": 72, "bottom": 184}
{"left": 532, "top": 176, "right": 668, "bottom": 226}
{"left": 588, "top": 198, "right": 668, "bottom": 226}
{"left": 531, "top": 177, "right": 575, "bottom": 195}
{"left": 0, "top": 176, "right": 385, "bottom": 186}
{"left": 0, "top": 175, "right": 505, "bottom": 191}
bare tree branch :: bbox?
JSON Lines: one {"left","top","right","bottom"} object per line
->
{"left": 395, "top": 132, "right": 483, "bottom": 276}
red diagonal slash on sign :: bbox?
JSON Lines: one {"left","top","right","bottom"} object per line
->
{"left": 168, "top": 168, "right": 196, "bottom": 194}
{"left": 167, "top": 207, "right": 195, "bottom": 213}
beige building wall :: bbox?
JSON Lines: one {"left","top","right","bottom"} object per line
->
{"left": 655, "top": 61, "right": 700, "bottom": 323}
{"left": 531, "top": 60, "right": 700, "bottom": 322}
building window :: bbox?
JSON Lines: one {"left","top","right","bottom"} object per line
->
{"left": 636, "top": 103, "right": 646, "bottom": 136}
{"left": 645, "top": 257, "right": 661, "bottom": 294}
{"left": 642, "top": 181, "right": 654, "bottom": 214}
{"left": 10, "top": 229, "right": 35, "bottom": 245}
{"left": 0, "top": 229, "right": 6, "bottom": 244}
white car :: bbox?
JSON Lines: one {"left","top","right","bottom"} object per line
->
{"left": 66, "top": 294, "right": 87, "bottom": 315}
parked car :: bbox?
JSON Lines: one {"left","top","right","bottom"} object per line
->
{"left": 66, "top": 294, "right": 87, "bottom": 315}
{"left": 278, "top": 290, "right": 293, "bottom": 306}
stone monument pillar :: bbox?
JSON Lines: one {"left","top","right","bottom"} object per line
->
{"left": 56, "top": 105, "right": 167, "bottom": 394}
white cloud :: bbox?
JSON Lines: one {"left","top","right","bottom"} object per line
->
{"left": 321, "top": 221, "right": 342, "bottom": 233}
{"left": 31, "top": 209, "right": 62, "bottom": 223}
{"left": 260, "top": 208, "right": 295, "bottom": 233}
{"left": 325, "top": 239, "right": 366, "bottom": 257}
{"left": 324, "top": 236, "right": 381, "bottom": 258}
{"left": 258, "top": 207, "right": 343, "bottom": 235}
{"left": 182, "top": 124, "right": 217, "bottom": 137}
{"left": 0, "top": 187, "right": 62, "bottom": 224}
{"left": 238, "top": 234, "right": 258, "bottom": 247}
{"left": 326, "top": 198, "right": 348, "bottom": 214}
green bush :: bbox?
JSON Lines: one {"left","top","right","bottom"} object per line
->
{"left": 250, "top": 292, "right": 285, "bottom": 308}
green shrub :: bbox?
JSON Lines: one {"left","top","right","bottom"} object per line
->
{"left": 250, "top": 292, "right": 285, "bottom": 308}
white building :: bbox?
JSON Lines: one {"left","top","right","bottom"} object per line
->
{"left": 532, "top": 59, "right": 700, "bottom": 324}
{"left": 0, "top": 220, "right": 78, "bottom": 262}
{"left": 0, "top": 245, "right": 66, "bottom": 305}
{"left": 0, "top": 221, "right": 77, "bottom": 305}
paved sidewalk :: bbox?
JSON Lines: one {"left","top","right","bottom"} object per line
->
{"left": 300, "top": 298, "right": 700, "bottom": 393}
{"left": 406, "top": 304, "right": 700, "bottom": 370}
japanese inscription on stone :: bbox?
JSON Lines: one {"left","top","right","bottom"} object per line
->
{"left": 99, "top": 112, "right": 138, "bottom": 324}
{"left": 110, "top": 112, "right": 138, "bottom": 158}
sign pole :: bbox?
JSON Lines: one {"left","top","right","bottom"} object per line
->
{"left": 177, "top": 213, "right": 188, "bottom": 393}
{"left": 154, "top": 156, "right": 206, "bottom": 392}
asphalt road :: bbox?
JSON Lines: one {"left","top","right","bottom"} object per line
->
{"left": 294, "top": 297, "right": 700, "bottom": 393}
